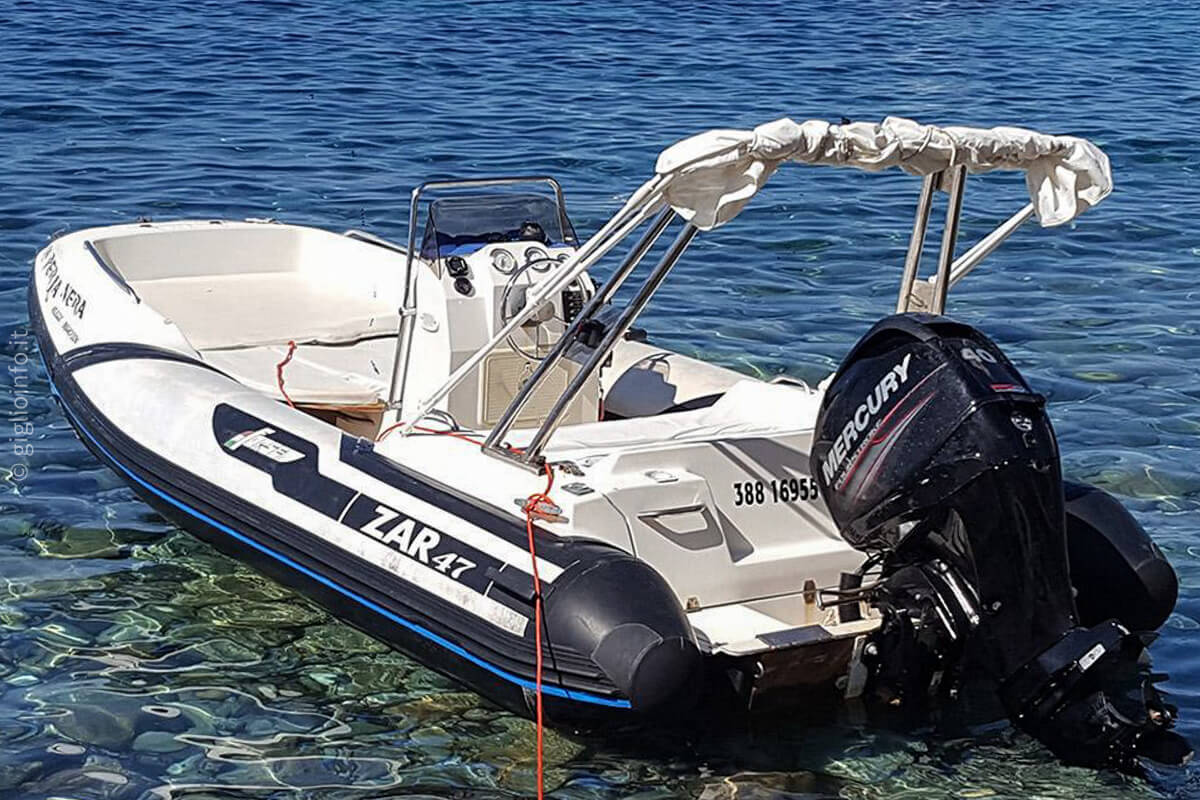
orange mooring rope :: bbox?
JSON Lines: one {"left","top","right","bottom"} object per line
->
{"left": 374, "top": 412, "right": 552, "bottom": 797}
{"left": 275, "top": 340, "right": 298, "bottom": 408}
{"left": 523, "top": 461, "right": 554, "bottom": 800}
{"left": 279, "top": 363, "right": 552, "bottom": 795}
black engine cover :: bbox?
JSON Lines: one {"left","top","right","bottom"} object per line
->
{"left": 812, "top": 313, "right": 1051, "bottom": 550}
{"left": 811, "top": 313, "right": 1186, "bottom": 770}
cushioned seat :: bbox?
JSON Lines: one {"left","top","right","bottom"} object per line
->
{"left": 130, "top": 272, "right": 399, "bottom": 351}
{"left": 201, "top": 338, "right": 395, "bottom": 406}
{"left": 602, "top": 339, "right": 748, "bottom": 418}
{"left": 511, "top": 379, "right": 824, "bottom": 454}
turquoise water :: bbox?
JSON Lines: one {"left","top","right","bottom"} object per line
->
{"left": 2, "top": 1, "right": 1200, "bottom": 797}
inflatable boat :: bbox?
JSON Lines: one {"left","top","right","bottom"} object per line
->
{"left": 30, "top": 117, "right": 1188, "bottom": 771}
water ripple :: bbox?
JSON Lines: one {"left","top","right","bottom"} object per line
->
{"left": 2, "top": 0, "right": 1200, "bottom": 797}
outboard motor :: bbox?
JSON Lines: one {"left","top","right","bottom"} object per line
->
{"left": 812, "top": 313, "right": 1188, "bottom": 771}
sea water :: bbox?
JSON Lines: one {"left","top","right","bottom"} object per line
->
{"left": 1, "top": 1, "right": 1199, "bottom": 797}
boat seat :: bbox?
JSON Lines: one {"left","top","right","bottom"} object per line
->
{"left": 129, "top": 272, "right": 400, "bottom": 351}
{"left": 200, "top": 338, "right": 395, "bottom": 406}
{"left": 603, "top": 339, "right": 750, "bottom": 418}
{"left": 513, "top": 379, "right": 824, "bottom": 454}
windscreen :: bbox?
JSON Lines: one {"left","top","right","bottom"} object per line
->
{"left": 420, "top": 193, "right": 576, "bottom": 259}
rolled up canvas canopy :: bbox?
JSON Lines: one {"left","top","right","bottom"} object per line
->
{"left": 395, "top": 117, "right": 1113, "bottom": 433}
{"left": 656, "top": 117, "right": 1112, "bottom": 230}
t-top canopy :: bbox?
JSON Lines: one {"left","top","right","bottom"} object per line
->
{"left": 392, "top": 117, "right": 1113, "bottom": 435}
{"left": 655, "top": 116, "right": 1112, "bottom": 229}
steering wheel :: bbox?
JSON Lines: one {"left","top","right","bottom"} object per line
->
{"left": 499, "top": 255, "right": 593, "bottom": 363}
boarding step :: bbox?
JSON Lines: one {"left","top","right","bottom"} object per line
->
{"left": 687, "top": 600, "right": 878, "bottom": 658}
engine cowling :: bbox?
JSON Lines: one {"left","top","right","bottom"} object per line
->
{"left": 812, "top": 313, "right": 1187, "bottom": 772}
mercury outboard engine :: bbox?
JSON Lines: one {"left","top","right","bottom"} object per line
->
{"left": 812, "top": 313, "right": 1188, "bottom": 772}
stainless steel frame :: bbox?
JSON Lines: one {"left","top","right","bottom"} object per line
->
{"left": 930, "top": 165, "right": 968, "bottom": 314}
{"left": 485, "top": 213, "right": 693, "bottom": 469}
{"left": 896, "top": 174, "right": 938, "bottom": 314}
{"left": 518, "top": 223, "right": 699, "bottom": 464}
{"left": 386, "top": 176, "right": 570, "bottom": 416}
{"left": 482, "top": 208, "right": 677, "bottom": 459}
{"left": 896, "top": 168, "right": 1035, "bottom": 314}
{"left": 384, "top": 165, "right": 1041, "bottom": 466}
{"left": 944, "top": 203, "right": 1035, "bottom": 290}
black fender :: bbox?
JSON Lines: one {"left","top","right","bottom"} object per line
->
{"left": 1064, "top": 481, "right": 1177, "bottom": 632}
{"left": 545, "top": 552, "right": 702, "bottom": 714}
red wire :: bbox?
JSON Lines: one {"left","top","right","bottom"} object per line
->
{"left": 275, "top": 340, "right": 298, "bottom": 408}
{"left": 375, "top": 420, "right": 486, "bottom": 445}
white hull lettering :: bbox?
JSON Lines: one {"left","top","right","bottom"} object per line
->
{"left": 360, "top": 504, "right": 476, "bottom": 580}
{"left": 822, "top": 353, "right": 914, "bottom": 485}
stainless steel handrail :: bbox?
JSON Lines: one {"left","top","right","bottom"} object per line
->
{"left": 387, "top": 176, "right": 569, "bottom": 416}
{"left": 83, "top": 241, "right": 140, "bottom": 303}
{"left": 482, "top": 208, "right": 677, "bottom": 454}
{"left": 513, "top": 222, "right": 699, "bottom": 467}
{"left": 343, "top": 229, "right": 407, "bottom": 255}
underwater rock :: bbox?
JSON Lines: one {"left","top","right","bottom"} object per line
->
{"left": 697, "top": 770, "right": 842, "bottom": 800}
